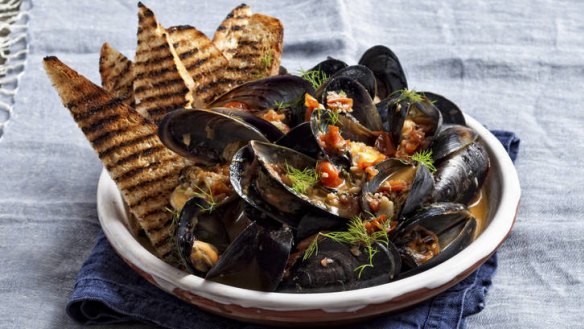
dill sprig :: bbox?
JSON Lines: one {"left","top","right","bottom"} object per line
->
{"left": 191, "top": 182, "right": 218, "bottom": 212}
{"left": 299, "top": 69, "right": 329, "bottom": 90}
{"left": 285, "top": 162, "right": 319, "bottom": 194}
{"left": 303, "top": 216, "right": 390, "bottom": 279}
{"left": 393, "top": 89, "right": 425, "bottom": 104}
{"left": 164, "top": 206, "right": 182, "bottom": 262}
{"left": 411, "top": 149, "right": 437, "bottom": 173}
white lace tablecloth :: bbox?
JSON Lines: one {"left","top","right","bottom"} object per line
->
{"left": 1, "top": 0, "right": 583, "bottom": 328}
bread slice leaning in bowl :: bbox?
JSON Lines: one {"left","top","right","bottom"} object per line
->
{"left": 43, "top": 56, "right": 188, "bottom": 263}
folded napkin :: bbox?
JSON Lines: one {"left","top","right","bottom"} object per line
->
{"left": 67, "top": 130, "right": 520, "bottom": 329}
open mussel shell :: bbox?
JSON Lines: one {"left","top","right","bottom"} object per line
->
{"left": 309, "top": 106, "right": 377, "bottom": 168}
{"left": 319, "top": 76, "right": 383, "bottom": 131}
{"left": 211, "top": 107, "right": 284, "bottom": 142}
{"left": 275, "top": 122, "right": 320, "bottom": 158}
{"left": 361, "top": 159, "right": 434, "bottom": 219}
{"left": 358, "top": 45, "right": 408, "bottom": 99}
{"left": 330, "top": 65, "right": 377, "bottom": 100}
{"left": 230, "top": 145, "right": 301, "bottom": 228}
{"left": 308, "top": 57, "right": 348, "bottom": 77}
{"left": 206, "top": 221, "right": 294, "bottom": 291}
{"left": 158, "top": 109, "right": 268, "bottom": 165}
{"left": 395, "top": 202, "right": 477, "bottom": 277}
{"left": 421, "top": 91, "right": 466, "bottom": 125}
{"left": 175, "top": 197, "right": 250, "bottom": 275}
{"left": 210, "top": 75, "right": 315, "bottom": 128}
{"left": 250, "top": 140, "right": 359, "bottom": 220}
{"left": 432, "top": 141, "right": 490, "bottom": 205}
{"left": 280, "top": 238, "right": 401, "bottom": 293}
{"left": 384, "top": 92, "right": 443, "bottom": 149}
{"left": 431, "top": 124, "right": 478, "bottom": 162}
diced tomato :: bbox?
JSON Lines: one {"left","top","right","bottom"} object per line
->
{"left": 380, "top": 179, "right": 408, "bottom": 192}
{"left": 304, "top": 93, "right": 320, "bottom": 121}
{"left": 223, "top": 101, "right": 250, "bottom": 111}
{"left": 326, "top": 97, "right": 353, "bottom": 112}
{"left": 319, "top": 125, "right": 346, "bottom": 153}
{"left": 317, "top": 161, "right": 343, "bottom": 188}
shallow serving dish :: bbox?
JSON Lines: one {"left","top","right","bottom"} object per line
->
{"left": 97, "top": 113, "right": 521, "bottom": 326}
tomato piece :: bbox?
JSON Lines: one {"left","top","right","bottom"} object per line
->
{"left": 317, "top": 161, "right": 343, "bottom": 188}
{"left": 304, "top": 93, "right": 320, "bottom": 121}
{"left": 223, "top": 101, "right": 250, "bottom": 111}
{"left": 319, "top": 125, "right": 346, "bottom": 153}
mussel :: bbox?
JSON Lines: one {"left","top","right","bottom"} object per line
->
{"left": 280, "top": 237, "right": 401, "bottom": 293}
{"left": 358, "top": 45, "right": 408, "bottom": 99}
{"left": 210, "top": 75, "right": 315, "bottom": 128}
{"left": 361, "top": 159, "right": 434, "bottom": 220}
{"left": 158, "top": 108, "right": 268, "bottom": 165}
{"left": 422, "top": 92, "right": 466, "bottom": 125}
{"left": 395, "top": 202, "right": 477, "bottom": 277}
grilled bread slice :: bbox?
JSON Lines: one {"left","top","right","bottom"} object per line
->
{"left": 99, "top": 42, "right": 134, "bottom": 107}
{"left": 43, "top": 56, "right": 188, "bottom": 262}
{"left": 167, "top": 26, "right": 232, "bottom": 105}
{"left": 212, "top": 4, "right": 252, "bottom": 61}
{"left": 134, "top": 2, "right": 198, "bottom": 124}
{"left": 221, "top": 13, "right": 283, "bottom": 87}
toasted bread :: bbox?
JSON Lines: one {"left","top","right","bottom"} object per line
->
{"left": 99, "top": 43, "right": 134, "bottom": 106}
{"left": 167, "top": 26, "right": 232, "bottom": 104}
{"left": 43, "top": 56, "right": 188, "bottom": 262}
{"left": 221, "top": 13, "right": 283, "bottom": 86}
{"left": 133, "top": 2, "right": 197, "bottom": 124}
{"left": 212, "top": 4, "right": 252, "bottom": 61}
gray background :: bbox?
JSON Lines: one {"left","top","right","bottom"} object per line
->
{"left": 1, "top": 0, "right": 583, "bottom": 328}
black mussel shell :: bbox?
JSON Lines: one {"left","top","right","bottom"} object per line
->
{"left": 206, "top": 222, "right": 294, "bottom": 292}
{"left": 280, "top": 238, "right": 401, "bottom": 293}
{"left": 210, "top": 75, "right": 315, "bottom": 128}
{"left": 395, "top": 203, "right": 476, "bottom": 277}
{"left": 308, "top": 57, "right": 348, "bottom": 77}
{"left": 230, "top": 145, "right": 300, "bottom": 228}
{"left": 358, "top": 45, "right": 408, "bottom": 99}
{"left": 331, "top": 65, "right": 377, "bottom": 100}
{"left": 422, "top": 92, "right": 466, "bottom": 125}
{"left": 176, "top": 198, "right": 250, "bottom": 275}
{"left": 250, "top": 140, "right": 359, "bottom": 219}
{"left": 361, "top": 159, "right": 434, "bottom": 220}
{"left": 275, "top": 122, "right": 320, "bottom": 158}
{"left": 212, "top": 107, "right": 284, "bottom": 142}
{"left": 431, "top": 124, "right": 478, "bottom": 162}
{"left": 384, "top": 92, "right": 443, "bottom": 150}
{"left": 432, "top": 141, "right": 490, "bottom": 205}
{"left": 319, "top": 76, "right": 383, "bottom": 131}
{"left": 158, "top": 109, "right": 268, "bottom": 165}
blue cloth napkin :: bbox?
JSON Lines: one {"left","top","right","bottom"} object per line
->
{"left": 66, "top": 131, "right": 520, "bottom": 329}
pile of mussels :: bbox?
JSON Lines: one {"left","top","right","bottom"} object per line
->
{"left": 157, "top": 45, "right": 490, "bottom": 293}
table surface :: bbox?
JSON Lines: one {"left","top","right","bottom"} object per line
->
{"left": 1, "top": 0, "right": 583, "bottom": 328}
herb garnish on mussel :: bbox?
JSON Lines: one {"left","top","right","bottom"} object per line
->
{"left": 157, "top": 45, "right": 491, "bottom": 293}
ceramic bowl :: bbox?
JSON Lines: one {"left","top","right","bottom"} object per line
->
{"left": 97, "top": 113, "right": 521, "bottom": 326}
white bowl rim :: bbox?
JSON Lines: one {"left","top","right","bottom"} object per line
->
{"left": 97, "top": 113, "right": 521, "bottom": 313}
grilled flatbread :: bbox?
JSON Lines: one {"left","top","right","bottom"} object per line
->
{"left": 221, "top": 13, "right": 283, "bottom": 86}
{"left": 212, "top": 4, "right": 252, "bottom": 61}
{"left": 133, "top": 2, "right": 197, "bottom": 124}
{"left": 99, "top": 42, "right": 134, "bottom": 106}
{"left": 43, "top": 56, "right": 188, "bottom": 262}
{"left": 167, "top": 26, "right": 232, "bottom": 105}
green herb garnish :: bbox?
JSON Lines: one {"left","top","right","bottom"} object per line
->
{"left": 191, "top": 182, "right": 219, "bottom": 212}
{"left": 299, "top": 69, "right": 329, "bottom": 90}
{"left": 393, "top": 89, "right": 425, "bottom": 104}
{"left": 164, "top": 206, "right": 182, "bottom": 262}
{"left": 411, "top": 149, "right": 437, "bottom": 173}
{"left": 285, "top": 162, "right": 319, "bottom": 194}
{"left": 303, "top": 216, "right": 390, "bottom": 279}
